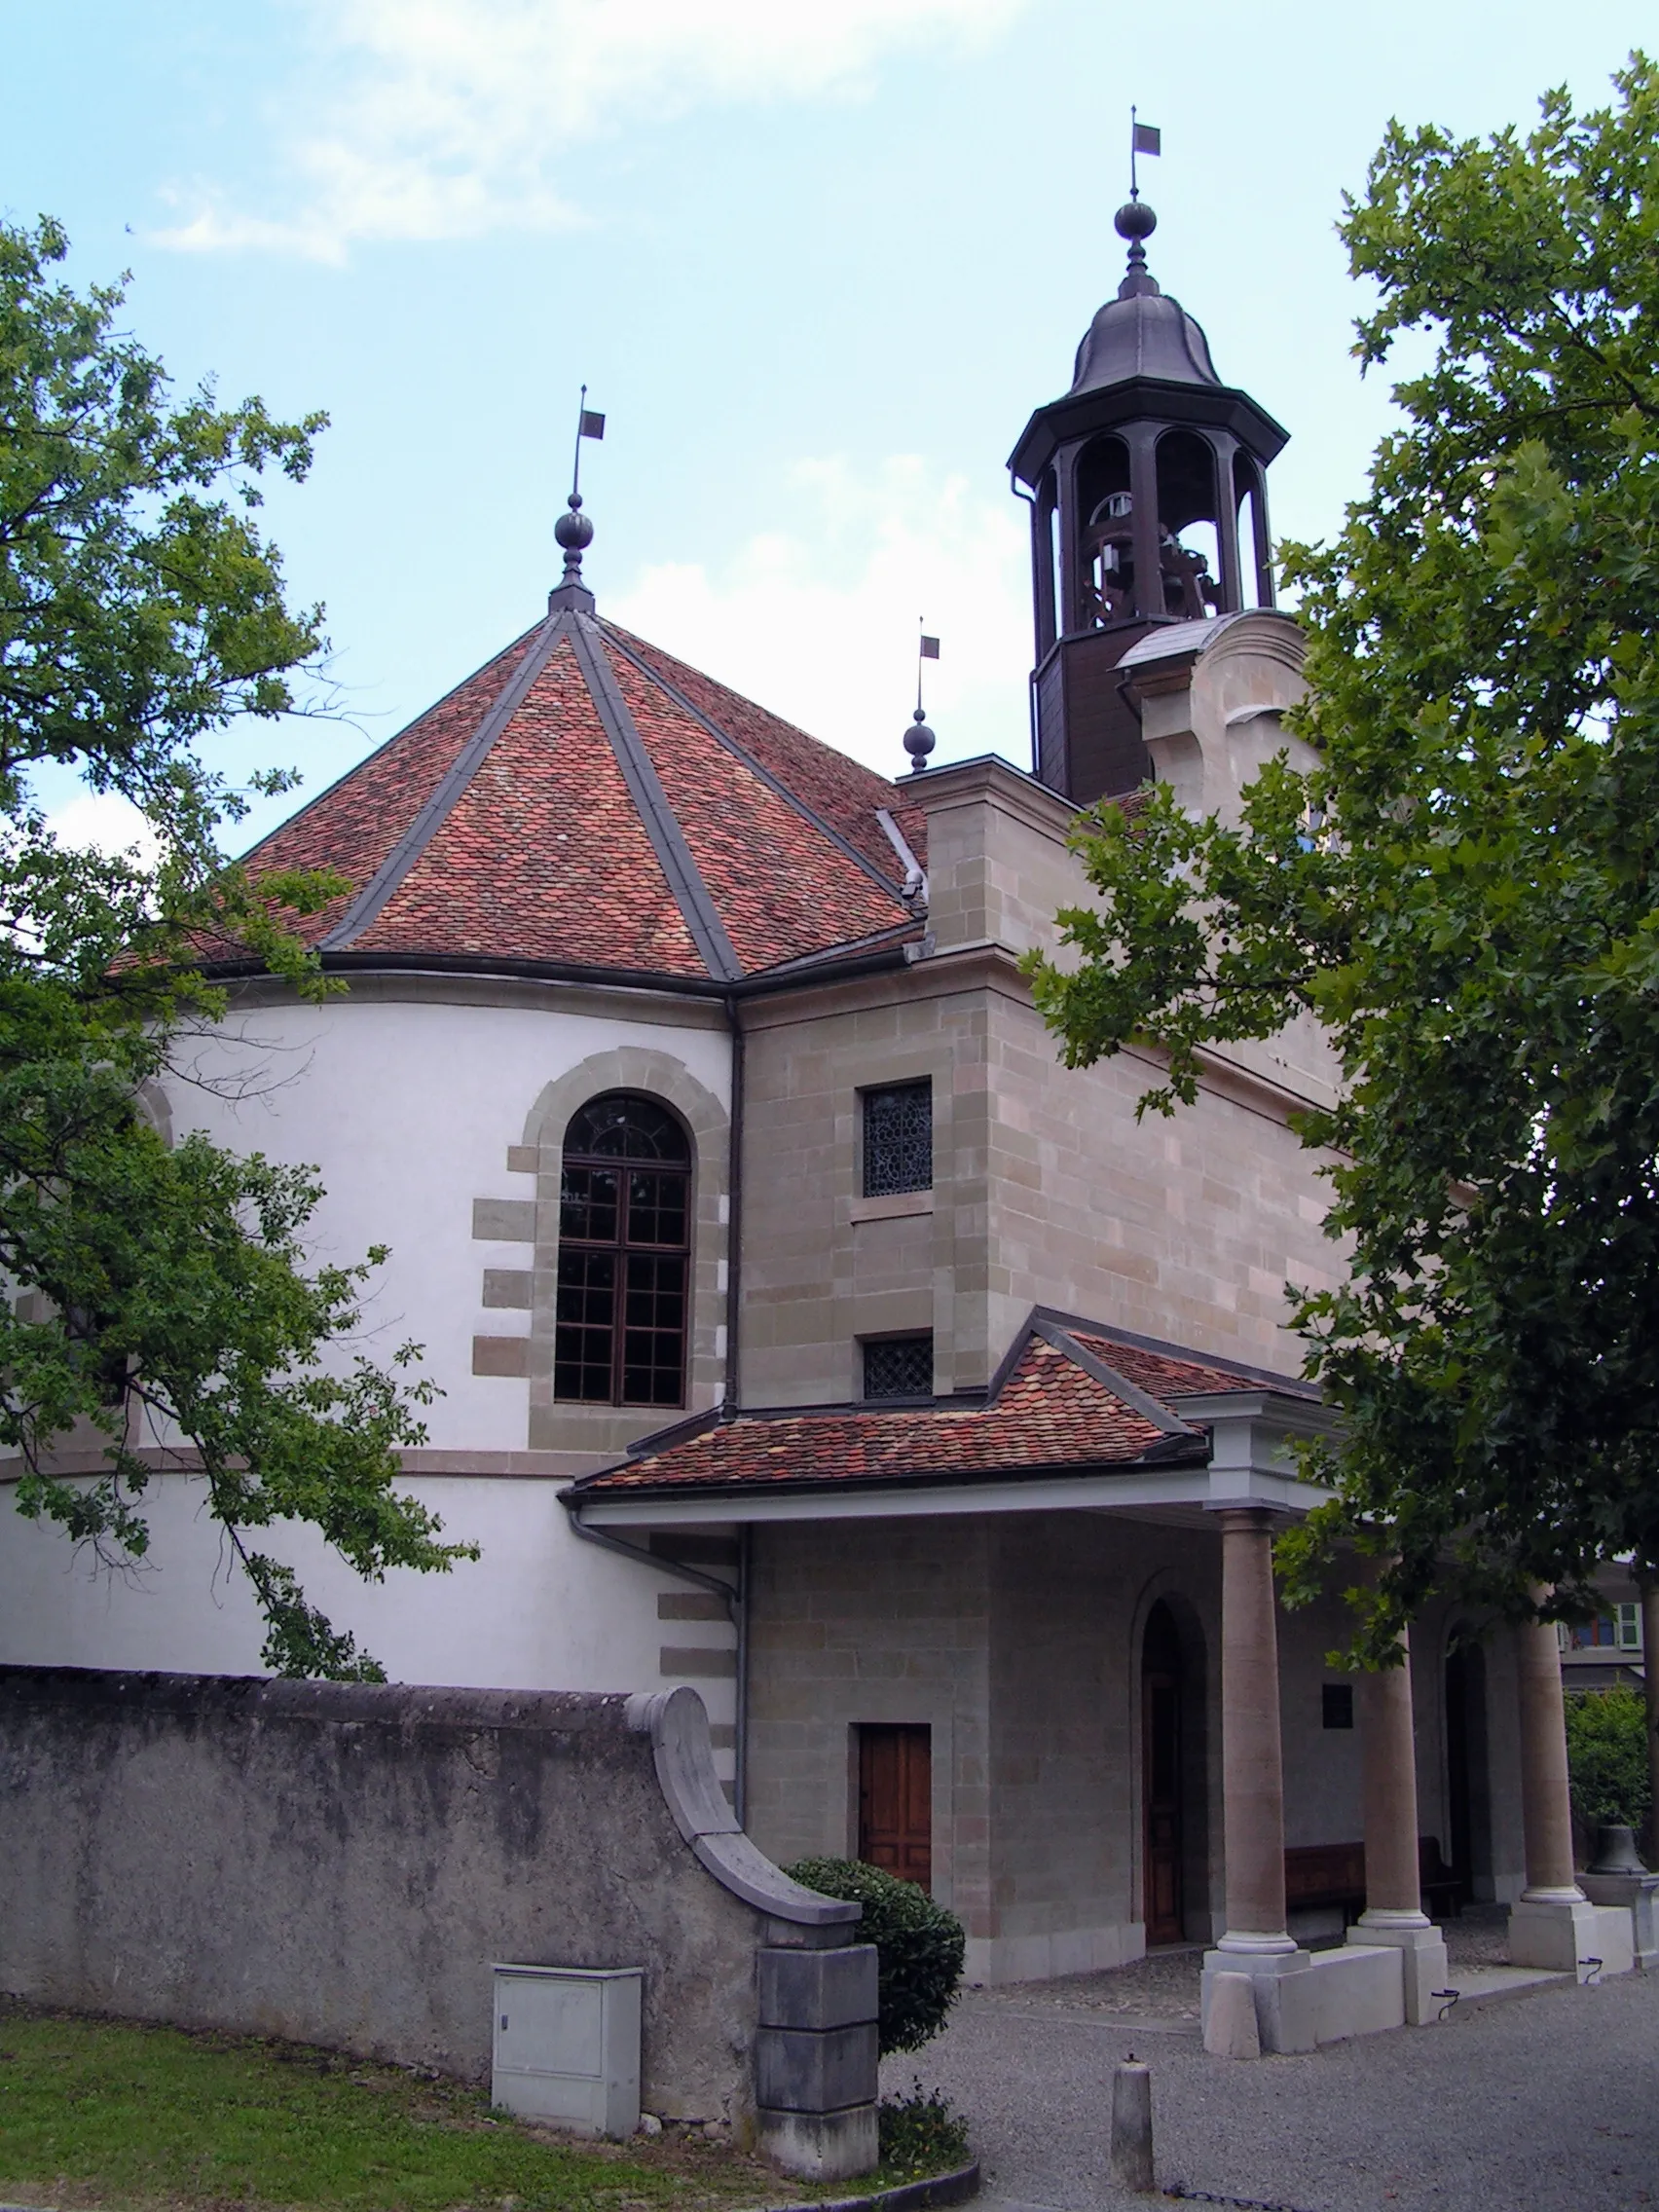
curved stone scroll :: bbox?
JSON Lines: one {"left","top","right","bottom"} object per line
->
{"left": 626, "top": 1687, "right": 858, "bottom": 1929}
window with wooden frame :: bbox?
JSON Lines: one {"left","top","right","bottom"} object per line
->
{"left": 554, "top": 1092, "right": 690, "bottom": 1408}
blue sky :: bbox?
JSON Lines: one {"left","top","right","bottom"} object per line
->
{"left": 2, "top": 0, "right": 1646, "bottom": 852}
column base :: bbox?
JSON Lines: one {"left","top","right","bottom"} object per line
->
{"left": 1506, "top": 1891, "right": 1619, "bottom": 1974}
{"left": 1346, "top": 1913, "right": 1448, "bottom": 2026}
{"left": 1579, "top": 1870, "right": 1659, "bottom": 1971}
{"left": 1202, "top": 1943, "right": 1313, "bottom": 2053}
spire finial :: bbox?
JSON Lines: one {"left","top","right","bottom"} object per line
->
{"left": 904, "top": 622, "right": 940, "bottom": 774}
{"left": 551, "top": 386, "right": 605, "bottom": 610}
{"left": 1117, "top": 111, "right": 1162, "bottom": 297}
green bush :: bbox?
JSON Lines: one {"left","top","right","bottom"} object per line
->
{"left": 1565, "top": 1683, "right": 1652, "bottom": 1830}
{"left": 877, "top": 2087, "right": 971, "bottom": 2179}
{"left": 784, "top": 1858, "right": 966, "bottom": 2054}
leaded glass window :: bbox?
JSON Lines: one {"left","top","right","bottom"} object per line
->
{"left": 863, "top": 1080, "right": 932, "bottom": 1198}
{"left": 555, "top": 1092, "right": 690, "bottom": 1407}
{"left": 862, "top": 1335, "right": 934, "bottom": 1401}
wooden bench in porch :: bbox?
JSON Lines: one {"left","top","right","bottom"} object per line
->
{"left": 1283, "top": 1836, "right": 1463, "bottom": 1926}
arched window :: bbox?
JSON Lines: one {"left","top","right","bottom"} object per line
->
{"left": 554, "top": 1093, "right": 690, "bottom": 1407}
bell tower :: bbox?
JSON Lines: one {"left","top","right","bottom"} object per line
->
{"left": 1008, "top": 198, "right": 1289, "bottom": 804}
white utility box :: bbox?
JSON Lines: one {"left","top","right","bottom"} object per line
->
{"left": 491, "top": 1964, "right": 643, "bottom": 2137}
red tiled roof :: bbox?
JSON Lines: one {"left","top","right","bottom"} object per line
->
{"left": 1069, "top": 1333, "right": 1287, "bottom": 1401}
{"left": 223, "top": 602, "right": 928, "bottom": 983}
{"left": 569, "top": 1323, "right": 1227, "bottom": 1500}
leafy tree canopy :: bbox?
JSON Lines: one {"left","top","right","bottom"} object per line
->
{"left": 1022, "top": 59, "right": 1659, "bottom": 1661}
{"left": 1, "top": 216, "right": 473, "bottom": 1677}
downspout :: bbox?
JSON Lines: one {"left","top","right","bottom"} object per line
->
{"left": 723, "top": 988, "right": 749, "bottom": 1824}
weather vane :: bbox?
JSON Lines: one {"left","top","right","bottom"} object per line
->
{"left": 903, "top": 622, "right": 940, "bottom": 774}
{"left": 554, "top": 385, "right": 606, "bottom": 591}
{"left": 1129, "top": 106, "right": 1161, "bottom": 200}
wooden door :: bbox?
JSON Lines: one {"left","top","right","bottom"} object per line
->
{"left": 858, "top": 1724, "right": 932, "bottom": 1891}
{"left": 1142, "top": 1604, "right": 1184, "bottom": 1944}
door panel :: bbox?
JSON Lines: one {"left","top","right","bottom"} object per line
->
{"left": 858, "top": 1724, "right": 932, "bottom": 1891}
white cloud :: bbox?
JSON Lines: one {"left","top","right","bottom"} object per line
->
{"left": 155, "top": 0, "right": 1029, "bottom": 262}
{"left": 608, "top": 454, "right": 1031, "bottom": 777}
{"left": 44, "top": 793, "right": 165, "bottom": 870}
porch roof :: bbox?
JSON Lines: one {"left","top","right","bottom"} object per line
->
{"left": 563, "top": 1312, "right": 1321, "bottom": 1521}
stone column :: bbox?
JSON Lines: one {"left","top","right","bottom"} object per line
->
{"left": 1346, "top": 1628, "right": 1448, "bottom": 2023}
{"left": 1642, "top": 1579, "right": 1659, "bottom": 1859}
{"left": 1507, "top": 1604, "right": 1596, "bottom": 1972}
{"left": 1202, "top": 1507, "right": 1310, "bottom": 2053}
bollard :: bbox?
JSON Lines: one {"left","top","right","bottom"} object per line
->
{"left": 1110, "top": 2058, "right": 1155, "bottom": 2194}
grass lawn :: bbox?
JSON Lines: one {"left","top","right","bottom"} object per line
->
{"left": 0, "top": 2000, "right": 803, "bottom": 2212}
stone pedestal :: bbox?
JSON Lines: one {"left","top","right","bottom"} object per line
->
{"left": 755, "top": 1940, "right": 879, "bottom": 2180}
{"left": 1201, "top": 1946, "right": 1316, "bottom": 2053}
{"left": 1578, "top": 1872, "right": 1659, "bottom": 1972}
{"left": 1347, "top": 1913, "right": 1450, "bottom": 2025}
{"left": 1507, "top": 1894, "right": 1602, "bottom": 1972}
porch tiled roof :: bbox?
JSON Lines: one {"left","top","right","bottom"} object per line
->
{"left": 565, "top": 1315, "right": 1307, "bottom": 1503}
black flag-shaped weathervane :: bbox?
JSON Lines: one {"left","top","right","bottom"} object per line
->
{"left": 1129, "top": 107, "right": 1161, "bottom": 197}
{"left": 571, "top": 384, "right": 606, "bottom": 503}
{"left": 904, "top": 621, "right": 940, "bottom": 775}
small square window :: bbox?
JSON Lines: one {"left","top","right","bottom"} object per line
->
{"left": 1321, "top": 1683, "right": 1354, "bottom": 1730}
{"left": 862, "top": 1335, "right": 934, "bottom": 1401}
{"left": 863, "top": 1080, "right": 932, "bottom": 1198}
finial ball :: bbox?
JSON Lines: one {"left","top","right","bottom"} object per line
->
{"left": 1115, "top": 199, "right": 1158, "bottom": 242}
{"left": 903, "top": 706, "right": 937, "bottom": 772}
{"left": 555, "top": 498, "right": 595, "bottom": 551}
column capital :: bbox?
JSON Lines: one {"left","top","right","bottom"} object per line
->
{"left": 1207, "top": 1503, "right": 1288, "bottom": 1533}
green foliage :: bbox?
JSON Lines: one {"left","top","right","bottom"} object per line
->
{"left": 0, "top": 217, "right": 473, "bottom": 1677}
{"left": 877, "top": 2086, "right": 971, "bottom": 2179}
{"left": 1565, "top": 1683, "right": 1652, "bottom": 1831}
{"left": 1021, "top": 59, "right": 1659, "bottom": 1658}
{"left": 0, "top": 2002, "right": 759, "bottom": 2211}
{"left": 784, "top": 1858, "right": 967, "bottom": 2055}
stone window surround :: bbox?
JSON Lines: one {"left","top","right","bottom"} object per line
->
{"left": 471, "top": 1046, "right": 730, "bottom": 1458}
{"left": 830, "top": 1039, "right": 961, "bottom": 1402}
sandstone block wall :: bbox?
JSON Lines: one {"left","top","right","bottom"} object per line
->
{"left": 0, "top": 1669, "right": 758, "bottom": 2120}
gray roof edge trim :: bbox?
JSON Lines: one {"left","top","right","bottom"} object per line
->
{"left": 320, "top": 610, "right": 571, "bottom": 951}
{"left": 600, "top": 625, "right": 910, "bottom": 903}
{"left": 571, "top": 619, "right": 742, "bottom": 984}
{"left": 1032, "top": 1317, "right": 1198, "bottom": 1437}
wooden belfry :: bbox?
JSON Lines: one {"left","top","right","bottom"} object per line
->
{"left": 1007, "top": 136, "right": 1289, "bottom": 804}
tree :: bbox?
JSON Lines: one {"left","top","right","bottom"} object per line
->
{"left": 1, "top": 216, "right": 474, "bottom": 1678}
{"left": 1022, "top": 58, "right": 1659, "bottom": 1661}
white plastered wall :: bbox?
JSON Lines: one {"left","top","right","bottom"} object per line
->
{"left": 0, "top": 979, "right": 741, "bottom": 1783}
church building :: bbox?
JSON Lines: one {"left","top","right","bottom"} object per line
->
{"left": 4, "top": 198, "right": 1620, "bottom": 2046}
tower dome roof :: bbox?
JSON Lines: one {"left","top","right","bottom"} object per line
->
{"left": 1069, "top": 200, "right": 1220, "bottom": 393}
{"left": 1070, "top": 285, "right": 1221, "bottom": 393}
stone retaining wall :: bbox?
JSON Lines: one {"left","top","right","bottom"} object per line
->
{"left": 0, "top": 1668, "right": 791, "bottom": 2122}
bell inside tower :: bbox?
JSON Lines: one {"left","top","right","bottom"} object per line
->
{"left": 1008, "top": 195, "right": 1289, "bottom": 805}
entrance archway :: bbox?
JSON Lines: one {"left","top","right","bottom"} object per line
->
{"left": 1142, "top": 1601, "right": 1187, "bottom": 1943}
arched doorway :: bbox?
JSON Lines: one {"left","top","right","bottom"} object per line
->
{"left": 1445, "top": 1632, "right": 1493, "bottom": 1903}
{"left": 1142, "top": 1601, "right": 1186, "bottom": 1944}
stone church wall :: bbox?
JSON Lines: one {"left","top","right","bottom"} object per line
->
{"left": 0, "top": 1669, "right": 760, "bottom": 2120}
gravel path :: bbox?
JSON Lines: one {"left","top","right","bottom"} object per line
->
{"left": 881, "top": 1953, "right": 1659, "bottom": 2212}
